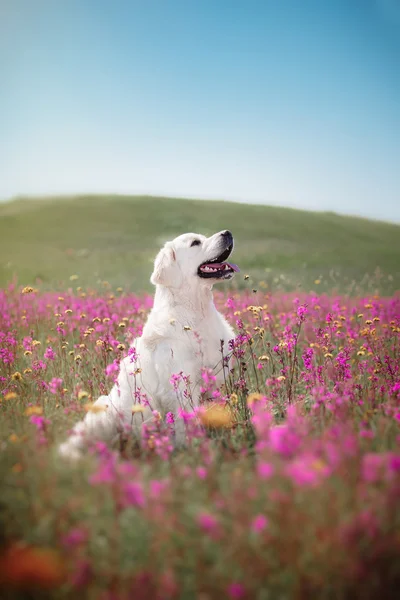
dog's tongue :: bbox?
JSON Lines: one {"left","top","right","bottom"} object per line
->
{"left": 226, "top": 262, "right": 240, "bottom": 272}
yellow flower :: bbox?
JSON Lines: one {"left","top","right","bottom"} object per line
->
{"left": 183, "top": 325, "right": 191, "bottom": 331}
{"left": 64, "top": 309, "right": 73, "bottom": 314}
{"left": 23, "top": 368, "right": 32, "bottom": 375}
{"left": 69, "top": 274, "right": 79, "bottom": 281}
{"left": 246, "top": 393, "right": 264, "bottom": 407}
{"left": 117, "top": 343, "right": 125, "bottom": 351}
{"left": 199, "top": 404, "right": 233, "bottom": 429}
{"left": 311, "top": 459, "right": 327, "bottom": 472}
{"left": 276, "top": 375, "right": 286, "bottom": 381}
{"left": 24, "top": 406, "right": 43, "bottom": 416}
{"left": 24, "top": 350, "right": 32, "bottom": 356}
{"left": 3, "top": 392, "right": 18, "bottom": 401}
{"left": 118, "top": 322, "right": 126, "bottom": 328}
{"left": 314, "top": 279, "right": 321, "bottom": 285}
{"left": 9, "top": 433, "right": 19, "bottom": 443}
{"left": 132, "top": 405, "right": 145, "bottom": 413}
{"left": 258, "top": 355, "right": 270, "bottom": 362}
{"left": 229, "top": 393, "right": 238, "bottom": 405}
{"left": 11, "top": 372, "right": 23, "bottom": 381}
{"left": 77, "top": 390, "right": 89, "bottom": 401}
{"left": 32, "top": 340, "right": 41, "bottom": 347}
{"left": 84, "top": 403, "right": 107, "bottom": 413}
{"left": 22, "top": 286, "right": 34, "bottom": 294}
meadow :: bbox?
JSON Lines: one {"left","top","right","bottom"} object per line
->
{"left": 0, "top": 196, "right": 399, "bottom": 599}
{"left": 1, "top": 195, "right": 400, "bottom": 292}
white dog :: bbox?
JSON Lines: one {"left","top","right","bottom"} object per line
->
{"left": 58, "top": 230, "right": 239, "bottom": 459}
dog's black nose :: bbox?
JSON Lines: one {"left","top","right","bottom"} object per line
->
{"left": 221, "top": 230, "right": 233, "bottom": 242}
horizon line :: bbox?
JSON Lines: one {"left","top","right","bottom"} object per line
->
{"left": 1, "top": 191, "right": 399, "bottom": 227}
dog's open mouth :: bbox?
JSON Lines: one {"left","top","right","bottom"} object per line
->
{"left": 198, "top": 244, "right": 240, "bottom": 279}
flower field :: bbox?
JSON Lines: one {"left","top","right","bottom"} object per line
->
{"left": 0, "top": 283, "right": 399, "bottom": 599}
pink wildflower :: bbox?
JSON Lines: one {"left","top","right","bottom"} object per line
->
{"left": 198, "top": 512, "right": 218, "bottom": 534}
{"left": 227, "top": 582, "right": 245, "bottom": 599}
{"left": 257, "top": 462, "right": 274, "bottom": 479}
{"left": 196, "top": 466, "right": 207, "bottom": 479}
{"left": 251, "top": 514, "right": 269, "bottom": 533}
{"left": 48, "top": 377, "right": 63, "bottom": 394}
{"left": 122, "top": 482, "right": 145, "bottom": 508}
{"left": 105, "top": 359, "right": 119, "bottom": 378}
{"left": 44, "top": 346, "right": 56, "bottom": 360}
{"left": 286, "top": 454, "right": 330, "bottom": 487}
{"left": 62, "top": 527, "right": 88, "bottom": 548}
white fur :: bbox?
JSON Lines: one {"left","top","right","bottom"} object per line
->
{"left": 58, "top": 231, "right": 236, "bottom": 460}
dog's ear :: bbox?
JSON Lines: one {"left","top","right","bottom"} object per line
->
{"left": 150, "top": 243, "right": 181, "bottom": 287}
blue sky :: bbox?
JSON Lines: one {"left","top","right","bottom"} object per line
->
{"left": 1, "top": 0, "right": 399, "bottom": 221}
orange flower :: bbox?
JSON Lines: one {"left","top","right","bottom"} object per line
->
{"left": 199, "top": 404, "right": 234, "bottom": 429}
{"left": 0, "top": 544, "right": 66, "bottom": 590}
{"left": 24, "top": 406, "right": 43, "bottom": 416}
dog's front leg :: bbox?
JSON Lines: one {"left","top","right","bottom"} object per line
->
{"left": 152, "top": 341, "right": 200, "bottom": 448}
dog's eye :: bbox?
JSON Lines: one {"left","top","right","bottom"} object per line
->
{"left": 190, "top": 239, "right": 201, "bottom": 247}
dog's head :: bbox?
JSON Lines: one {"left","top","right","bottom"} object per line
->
{"left": 150, "top": 231, "right": 240, "bottom": 288}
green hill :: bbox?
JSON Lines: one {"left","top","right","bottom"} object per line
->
{"left": 1, "top": 195, "right": 399, "bottom": 293}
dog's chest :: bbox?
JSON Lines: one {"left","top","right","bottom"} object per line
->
{"left": 190, "top": 312, "right": 234, "bottom": 366}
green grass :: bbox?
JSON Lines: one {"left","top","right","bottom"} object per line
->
{"left": 1, "top": 194, "right": 399, "bottom": 292}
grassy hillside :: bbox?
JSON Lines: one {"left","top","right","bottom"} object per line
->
{"left": 0, "top": 195, "right": 399, "bottom": 292}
